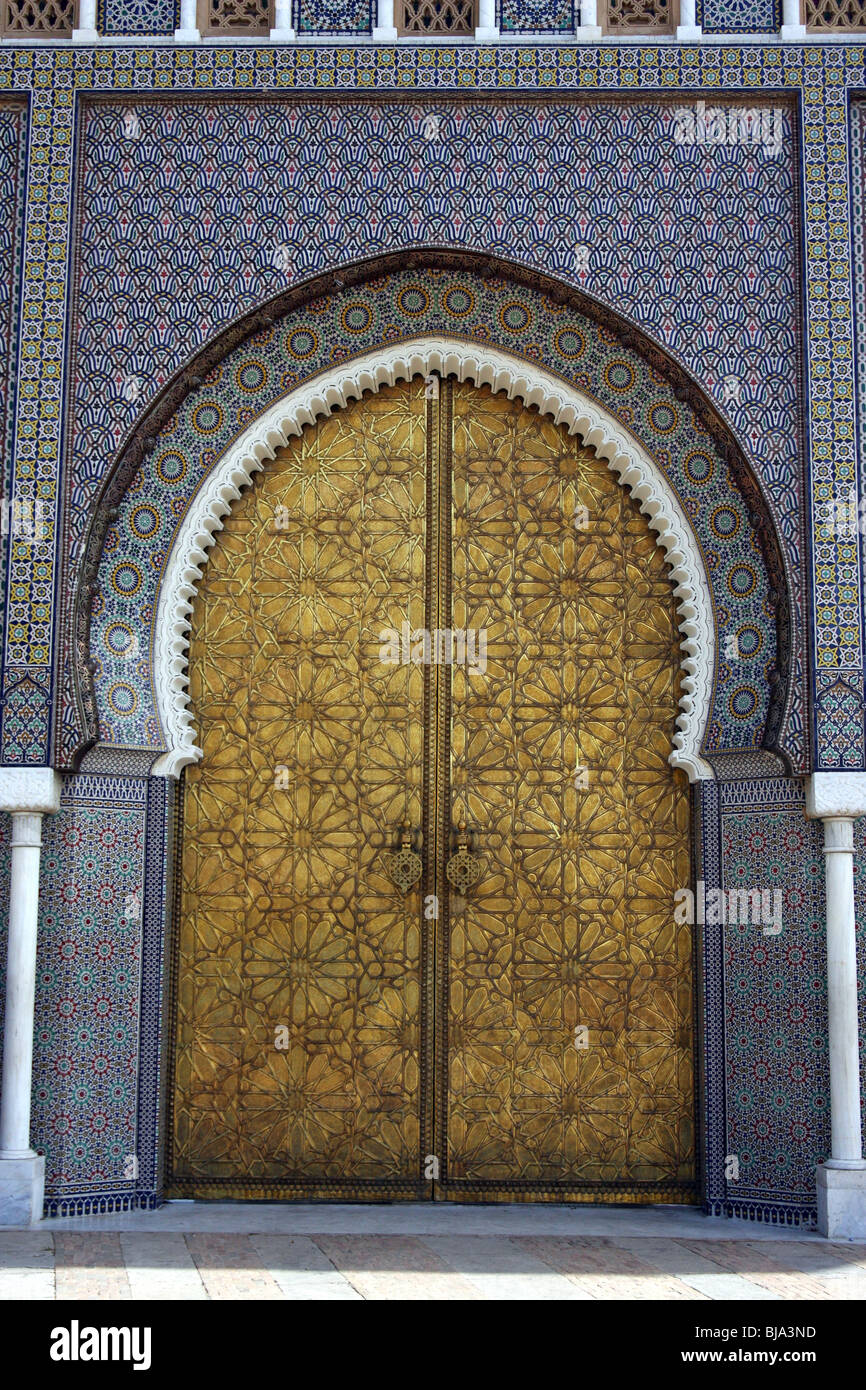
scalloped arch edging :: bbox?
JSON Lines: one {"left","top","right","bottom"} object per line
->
{"left": 151, "top": 339, "right": 715, "bottom": 782}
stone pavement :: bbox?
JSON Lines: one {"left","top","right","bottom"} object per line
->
{"left": 1, "top": 1205, "right": 865, "bottom": 1300}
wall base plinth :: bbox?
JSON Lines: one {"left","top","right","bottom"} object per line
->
{"left": 0, "top": 1153, "right": 45, "bottom": 1227}
{"left": 816, "top": 1163, "right": 866, "bottom": 1239}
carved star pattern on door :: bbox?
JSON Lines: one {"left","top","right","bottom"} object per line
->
{"left": 168, "top": 377, "right": 695, "bottom": 1202}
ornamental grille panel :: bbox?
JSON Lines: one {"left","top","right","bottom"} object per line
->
{"left": 206, "top": 0, "right": 270, "bottom": 32}
{"left": 603, "top": 0, "right": 673, "bottom": 30}
{"left": 1, "top": 0, "right": 73, "bottom": 33}
{"left": 167, "top": 376, "right": 696, "bottom": 1203}
{"left": 396, "top": 0, "right": 476, "bottom": 33}
{"left": 806, "top": 0, "right": 866, "bottom": 26}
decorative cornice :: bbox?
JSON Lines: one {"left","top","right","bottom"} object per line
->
{"left": 805, "top": 772, "right": 866, "bottom": 822}
{"left": 151, "top": 337, "right": 716, "bottom": 783}
{"left": 0, "top": 768, "right": 62, "bottom": 815}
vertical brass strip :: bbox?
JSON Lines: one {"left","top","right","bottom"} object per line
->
{"left": 433, "top": 378, "right": 454, "bottom": 1196}
{"left": 420, "top": 378, "right": 438, "bottom": 1191}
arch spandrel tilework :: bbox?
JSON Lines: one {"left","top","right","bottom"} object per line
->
{"left": 58, "top": 93, "right": 806, "bottom": 771}
{"left": 86, "top": 266, "right": 785, "bottom": 767}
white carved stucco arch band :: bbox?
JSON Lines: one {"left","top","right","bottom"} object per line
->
{"left": 151, "top": 339, "right": 715, "bottom": 782}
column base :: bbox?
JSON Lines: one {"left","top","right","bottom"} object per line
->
{"left": 174, "top": 29, "right": 202, "bottom": 42}
{"left": 0, "top": 1153, "right": 44, "bottom": 1227}
{"left": 269, "top": 27, "right": 297, "bottom": 39}
{"left": 475, "top": 26, "right": 500, "bottom": 40}
{"left": 676, "top": 24, "right": 703, "bottom": 39}
{"left": 780, "top": 23, "right": 807, "bottom": 38}
{"left": 372, "top": 26, "right": 399, "bottom": 39}
{"left": 573, "top": 25, "right": 603, "bottom": 38}
{"left": 817, "top": 1162, "right": 866, "bottom": 1239}
{"left": 72, "top": 28, "right": 99, "bottom": 41}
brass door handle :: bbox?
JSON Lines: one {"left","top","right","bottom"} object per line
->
{"left": 382, "top": 821, "right": 423, "bottom": 894}
{"left": 445, "top": 822, "right": 484, "bottom": 895}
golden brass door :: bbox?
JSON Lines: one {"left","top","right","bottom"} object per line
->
{"left": 168, "top": 376, "right": 696, "bottom": 1203}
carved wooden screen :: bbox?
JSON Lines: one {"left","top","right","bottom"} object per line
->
{"left": 396, "top": 0, "right": 476, "bottom": 34}
{"left": 806, "top": 0, "right": 866, "bottom": 27}
{"left": 168, "top": 376, "right": 695, "bottom": 1203}
{"left": 600, "top": 0, "right": 675, "bottom": 32}
{"left": 1, "top": 0, "right": 73, "bottom": 35}
{"left": 204, "top": 0, "right": 270, "bottom": 34}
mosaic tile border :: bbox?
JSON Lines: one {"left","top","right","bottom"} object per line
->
{"left": 0, "top": 102, "right": 34, "bottom": 766}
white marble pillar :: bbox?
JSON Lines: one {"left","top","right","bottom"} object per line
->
{"left": 72, "top": 0, "right": 99, "bottom": 41}
{"left": 270, "top": 0, "right": 296, "bottom": 38}
{"left": 373, "top": 0, "right": 398, "bottom": 39}
{"left": 807, "top": 773, "right": 866, "bottom": 1238}
{"left": 676, "top": 0, "right": 702, "bottom": 41}
{"left": 781, "top": 0, "right": 807, "bottom": 40}
{"left": 175, "top": 0, "right": 201, "bottom": 41}
{"left": 475, "top": 0, "right": 499, "bottom": 41}
{"left": 574, "top": 0, "right": 602, "bottom": 39}
{"left": 0, "top": 769, "right": 61, "bottom": 1227}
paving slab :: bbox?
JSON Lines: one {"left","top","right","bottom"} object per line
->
{"left": 120, "top": 1233, "right": 207, "bottom": 1301}
{"left": 421, "top": 1235, "right": 589, "bottom": 1300}
{"left": 185, "top": 1234, "right": 284, "bottom": 1300}
{"left": 54, "top": 1232, "right": 131, "bottom": 1301}
{"left": 518, "top": 1235, "right": 707, "bottom": 1300}
{"left": 611, "top": 1238, "right": 781, "bottom": 1301}
{"left": 0, "top": 1231, "right": 55, "bottom": 1301}
{"left": 250, "top": 1235, "right": 362, "bottom": 1300}
{"left": 314, "top": 1235, "right": 483, "bottom": 1301}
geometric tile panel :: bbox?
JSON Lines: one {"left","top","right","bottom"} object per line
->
{"left": 846, "top": 102, "right": 866, "bottom": 756}
{"left": 721, "top": 782, "right": 830, "bottom": 1218}
{"left": 699, "top": 0, "right": 781, "bottom": 31}
{"left": 0, "top": 813, "right": 10, "bottom": 1093}
{"left": 90, "top": 266, "right": 778, "bottom": 758}
{"left": 500, "top": 0, "right": 574, "bottom": 30}
{"left": 30, "top": 776, "right": 147, "bottom": 1206}
{"left": 98, "top": 0, "right": 177, "bottom": 34}
{"left": 66, "top": 96, "right": 806, "bottom": 765}
{"left": 297, "top": 0, "right": 374, "bottom": 31}
{"left": 0, "top": 103, "right": 32, "bottom": 761}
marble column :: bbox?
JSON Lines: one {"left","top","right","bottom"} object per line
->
{"left": 676, "top": 0, "right": 702, "bottom": 41}
{"left": 270, "top": 0, "right": 296, "bottom": 38}
{"left": 175, "top": 0, "right": 201, "bottom": 41}
{"left": 475, "top": 0, "right": 499, "bottom": 41}
{"left": 373, "top": 0, "right": 398, "bottom": 39}
{"left": 806, "top": 772, "right": 866, "bottom": 1238}
{"left": 0, "top": 769, "right": 61, "bottom": 1227}
{"left": 781, "top": 0, "right": 807, "bottom": 40}
{"left": 574, "top": 0, "right": 602, "bottom": 39}
{"left": 72, "top": 0, "right": 99, "bottom": 40}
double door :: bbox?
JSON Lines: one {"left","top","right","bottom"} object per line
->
{"left": 168, "top": 376, "right": 695, "bottom": 1202}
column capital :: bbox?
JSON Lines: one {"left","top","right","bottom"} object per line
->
{"left": 805, "top": 771, "right": 866, "bottom": 822}
{"left": 0, "top": 769, "right": 61, "bottom": 816}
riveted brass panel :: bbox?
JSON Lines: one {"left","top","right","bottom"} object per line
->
{"left": 439, "top": 381, "right": 695, "bottom": 1201}
{"left": 168, "top": 376, "right": 695, "bottom": 1203}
